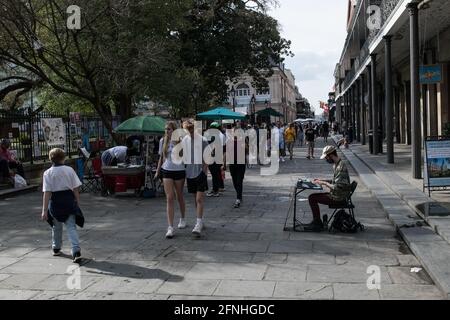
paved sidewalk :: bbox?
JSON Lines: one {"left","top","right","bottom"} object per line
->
{"left": 0, "top": 139, "right": 444, "bottom": 300}
{"left": 335, "top": 137, "right": 450, "bottom": 299}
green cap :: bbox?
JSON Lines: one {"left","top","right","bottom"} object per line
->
{"left": 210, "top": 122, "right": 220, "bottom": 129}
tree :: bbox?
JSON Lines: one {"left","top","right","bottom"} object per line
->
{"left": 0, "top": 0, "right": 291, "bottom": 138}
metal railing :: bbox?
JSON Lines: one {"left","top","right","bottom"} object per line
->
{"left": 0, "top": 110, "right": 119, "bottom": 164}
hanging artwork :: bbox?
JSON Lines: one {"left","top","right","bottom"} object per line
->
{"left": 41, "top": 118, "right": 66, "bottom": 146}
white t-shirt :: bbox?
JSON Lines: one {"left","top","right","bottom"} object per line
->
{"left": 43, "top": 165, "right": 82, "bottom": 192}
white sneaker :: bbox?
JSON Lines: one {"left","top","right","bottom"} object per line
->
{"left": 178, "top": 219, "right": 187, "bottom": 229}
{"left": 166, "top": 227, "right": 174, "bottom": 239}
{"left": 234, "top": 199, "right": 241, "bottom": 208}
{"left": 192, "top": 222, "right": 203, "bottom": 236}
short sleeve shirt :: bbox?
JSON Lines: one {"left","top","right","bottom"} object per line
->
{"left": 43, "top": 165, "right": 82, "bottom": 192}
{"left": 182, "top": 134, "right": 209, "bottom": 179}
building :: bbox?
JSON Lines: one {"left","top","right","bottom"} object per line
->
{"left": 296, "top": 90, "right": 314, "bottom": 119}
{"left": 333, "top": 0, "right": 450, "bottom": 179}
{"left": 226, "top": 64, "right": 299, "bottom": 124}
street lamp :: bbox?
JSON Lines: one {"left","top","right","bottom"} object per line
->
{"left": 250, "top": 94, "right": 256, "bottom": 125}
{"left": 229, "top": 86, "right": 236, "bottom": 112}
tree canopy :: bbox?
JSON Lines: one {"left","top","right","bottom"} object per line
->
{"left": 0, "top": 0, "right": 292, "bottom": 139}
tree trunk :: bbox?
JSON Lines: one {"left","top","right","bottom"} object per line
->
{"left": 92, "top": 100, "right": 121, "bottom": 144}
{"left": 115, "top": 93, "right": 133, "bottom": 121}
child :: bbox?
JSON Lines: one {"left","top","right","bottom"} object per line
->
{"left": 41, "top": 148, "right": 84, "bottom": 263}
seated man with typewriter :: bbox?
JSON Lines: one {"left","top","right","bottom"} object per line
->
{"left": 304, "top": 146, "right": 352, "bottom": 232}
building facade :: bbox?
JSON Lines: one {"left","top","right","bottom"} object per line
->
{"left": 227, "top": 64, "right": 299, "bottom": 124}
{"left": 334, "top": 0, "right": 450, "bottom": 179}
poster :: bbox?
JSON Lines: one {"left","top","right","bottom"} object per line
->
{"left": 425, "top": 139, "right": 450, "bottom": 187}
{"left": 420, "top": 65, "right": 442, "bottom": 84}
{"left": 40, "top": 118, "right": 66, "bottom": 146}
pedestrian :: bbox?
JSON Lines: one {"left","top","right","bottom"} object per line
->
{"left": 297, "top": 123, "right": 304, "bottom": 147}
{"left": 304, "top": 146, "right": 352, "bottom": 232}
{"left": 0, "top": 139, "right": 26, "bottom": 180}
{"left": 305, "top": 124, "right": 316, "bottom": 159}
{"left": 155, "top": 121, "right": 187, "bottom": 239}
{"left": 41, "top": 148, "right": 84, "bottom": 263}
{"left": 225, "top": 123, "right": 247, "bottom": 209}
{"left": 206, "top": 122, "right": 225, "bottom": 197}
{"left": 322, "top": 121, "right": 329, "bottom": 143}
{"left": 101, "top": 143, "right": 133, "bottom": 167}
{"left": 182, "top": 120, "right": 209, "bottom": 237}
{"left": 277, "top": 121, "right": 286, "bottom": 162}
{"left": 285, "top": 123, "right": 296, "bottom": 160}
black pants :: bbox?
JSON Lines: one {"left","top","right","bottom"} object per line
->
{"left": 229, "top": 164, "right": 246, "bottom": 201}
{"left": 209, "top": 163, "right": 222, "bottom": 193}
{"left": 0, "top": 159, "right": 9, "bottom": 179}
{"left": 8, "top": 161, "right": 25, "bottom": 179}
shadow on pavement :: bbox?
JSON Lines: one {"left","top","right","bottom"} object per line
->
{"left": 81, "top": 260, "right": 183, "bottom": 282}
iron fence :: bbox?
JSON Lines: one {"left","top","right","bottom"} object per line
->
{"left": 0, "top": 109, "right": 120, "bottom": 164}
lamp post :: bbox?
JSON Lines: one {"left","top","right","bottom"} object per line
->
{"left": 229, "top": 86, "right": 236, "bottom": 112}
{"left": 250, "top": 94, "right": 256, "bottom": 125}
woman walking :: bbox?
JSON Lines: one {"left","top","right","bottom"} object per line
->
{"left": 155, "top": 121, "right": 187, "bottom": 239}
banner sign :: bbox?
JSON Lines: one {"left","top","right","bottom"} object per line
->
{"left": 420, "top": 65, "right": 442, "bottom": 84}
{"left": 424, "top": 138, "right": 450, "bottom": 189}
{"left": 41, "top": 118, "right": 66, "bottom": 146}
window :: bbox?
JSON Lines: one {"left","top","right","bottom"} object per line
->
{"left": 257, "top": 88, "right": 270, "bottom": 95}
{"left": 236, "top": 83, "right": 250, "bottom": 97}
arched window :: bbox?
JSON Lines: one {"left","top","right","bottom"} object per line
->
{"left": 236, "top": 83, "right": 250, "bottom": 97}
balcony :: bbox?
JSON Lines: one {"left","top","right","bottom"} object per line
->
{"left": 342, "top": 0, "right": 402, "bottom": 90}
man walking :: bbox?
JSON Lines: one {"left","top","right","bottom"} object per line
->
{"left": 285, "top": 123, "right": 296, "bottom": 160}
{"left": 305, "top": 124, "right": 316, "bottom": 159}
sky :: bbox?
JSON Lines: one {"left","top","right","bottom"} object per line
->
{"left": 269, "top": 0, "right": 348, "bottom": 113}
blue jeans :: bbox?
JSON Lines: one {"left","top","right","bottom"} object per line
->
{"left": 52, "top": 215, "right": 80, "bottom": 256}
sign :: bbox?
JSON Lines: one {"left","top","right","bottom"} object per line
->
{"left": 40, "top": 118, "right": 66, "bottom": 146}
{"left": 424, "top": 138, "right": 450, "bottom": 189}
{"left": 420, "top": 65, "right": 442, "bottom": 84}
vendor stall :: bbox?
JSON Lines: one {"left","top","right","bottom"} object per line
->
{"left": 108, "top": 116, "right": 166, "bottom": 196}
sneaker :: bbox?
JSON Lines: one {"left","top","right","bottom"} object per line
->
{"left": 178, "top": 219, "right": 187, "bottom": 229}
{"left": 192, "top": 222, "right": 203, "bottom": 237}
{"left": 206, "top": 191, "right": 219, "bottom": 197}
{"left": 166, "top": 227, "right": 174, "bottom": 239}
{"left": 219, "top": 188, "right": 226, "bottom": 192}
{"left": 303, "top": 220, "right": 323, "bottom": 233}
{"left": 281, "top": 158, "right": 286, "bottom": 162}
{"left": 234, "top": 199, "right": 241, "bottom": 208}
{"left": 53, "top": 249, "right": 61, "bottom": 256}
{"left": 72, "top": 251, "right": 82, "bottom": 263}
{"left": 306, "top": 156, "right": 311, "bottom": 160}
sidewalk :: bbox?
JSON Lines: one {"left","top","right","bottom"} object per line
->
{"left": 334, "top": 137, "right": 450, "bottom": 299}
{"left": 0, "top": 139, "right": 444, "bottom": 300}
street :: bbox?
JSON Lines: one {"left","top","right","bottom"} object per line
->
{"left": 0, "top": 140, "right": 443, "bottom": 300}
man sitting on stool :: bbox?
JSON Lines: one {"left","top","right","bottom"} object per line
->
{"left": 304, "top": 146, "right": 351, "bottom": 232}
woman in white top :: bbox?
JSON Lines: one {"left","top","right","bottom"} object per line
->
{"left": 155, "top": 121, "right": 186, "bottom": 239}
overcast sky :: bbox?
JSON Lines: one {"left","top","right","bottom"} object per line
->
{"left": 269, "top": 0, "right": 348, "bottom": 113}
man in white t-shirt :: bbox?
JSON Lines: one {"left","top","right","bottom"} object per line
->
{"left": 41, "top": 148, "right": 84, "bottom": 263}
{"left": 101, "top": 144, "right": 132, "bottom": 166}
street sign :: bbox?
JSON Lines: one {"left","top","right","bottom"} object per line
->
{"left": 419, "top": 65, "right": 442, "bottom": 84}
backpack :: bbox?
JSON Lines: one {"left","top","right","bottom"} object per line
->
{"left": 329, "top": 210, "right": 365, "bottom": 233}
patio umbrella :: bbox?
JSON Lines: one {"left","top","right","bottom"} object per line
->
{"left": 114, "top": 115, "right": 166, "bottom": 191}
{"left": 256, "top": 107, "right": 283, "bottom": 117}
{"left": 114, "top": 116, "right": 166, "bottom": 135}
{"left": 197, "top": 107, "right": 246, "bottom": 120}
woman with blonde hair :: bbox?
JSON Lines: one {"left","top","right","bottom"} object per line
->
{"left": 155, "top": 121, "right": 186, "bottom": 239}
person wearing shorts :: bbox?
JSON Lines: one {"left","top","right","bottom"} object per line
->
{"left": 182, "top": 120, "right": 209, "bottom": 237}
{"left": 155, "top": 121, "right": 186, "bottom": 239}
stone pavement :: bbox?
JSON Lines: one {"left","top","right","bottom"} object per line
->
{"left": 0, "top": 139, "right": 444, "bottom": 300}
{"left": 334, "top": 137, "right": 450, "bottom": 299}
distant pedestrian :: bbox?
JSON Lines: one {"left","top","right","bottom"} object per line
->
{"left": 285, "top": 123, "right": 297, "bottom": 160}
{"left": 277, "top": 121, "right": 286, "bottom": 162}
{"left": 206, "top": 122, "right": 225, "bottom": 198}
{"left": 322, "top": 121, "right": 329, "bottom": 143}
{"left": 297, "top": 123, "right": 304, "bottom": 147}
{"left": 155, "top": 121, "right": 187, "bottom": 239}
{"left": 41, "top": 148, "right": 84, "bottom": 263}
{"left": 305, "top": 124, "right": 316, "bottom": 159}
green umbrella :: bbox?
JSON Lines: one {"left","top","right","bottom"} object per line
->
{"left": 256, "top": 107, "right": 283, "bottom": 117}
{"left": 197, "top": 107, "right": 246, "bottom": 120}
{"left": 114, "top": 116, "right": 166, "bottom": 135}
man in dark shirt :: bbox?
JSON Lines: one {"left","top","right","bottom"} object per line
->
{"left": 304, "top": 124, "right": 315, "bottom": 159}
